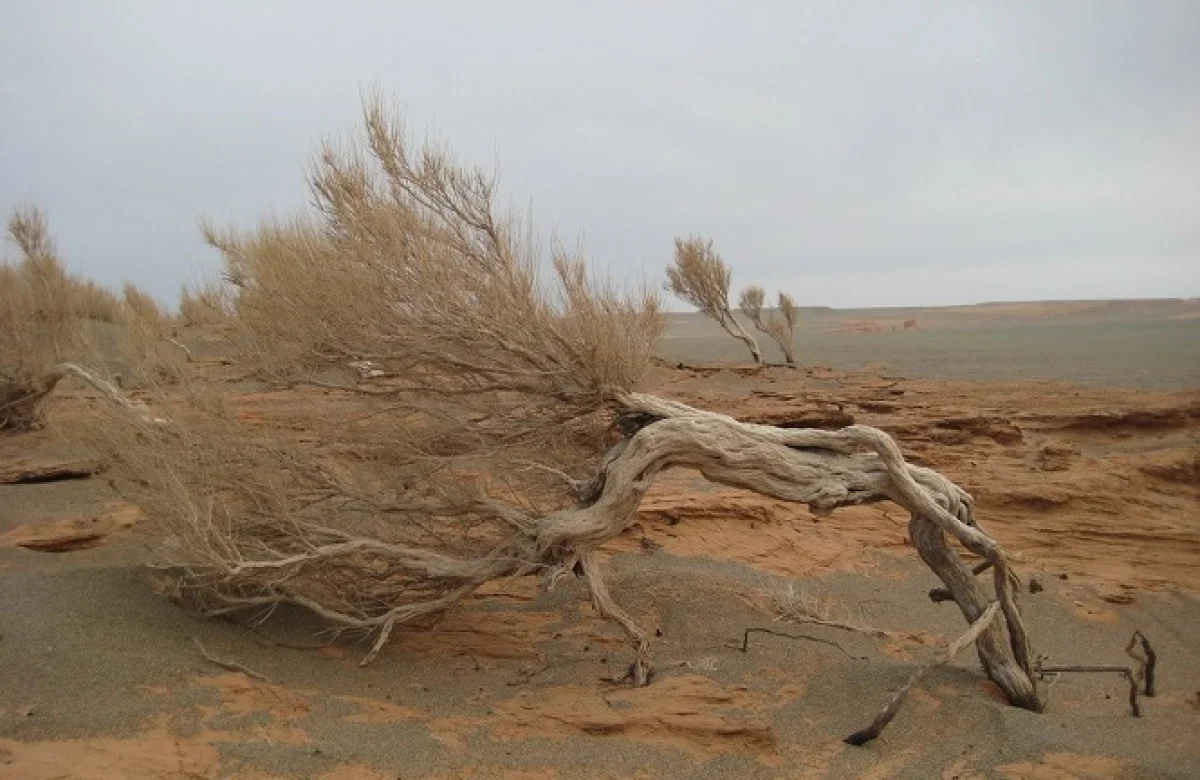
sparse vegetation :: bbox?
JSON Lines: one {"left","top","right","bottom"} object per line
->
{"left": 122, "top": 281, "right": 169, "bottom": 328}
{"left": 82, "top": 96, "right": 1041, "bottom": 716}
{"left": 665, "top": 237, "right": 762, "bottom": 363}
{"left": 177, "top": 279, "right": 233, "bottom": 329}
{"left": 1, "top": 207, "right": 87, "bottom": 429}
{"left": 0, "top": 207, "right": 155, "bottom": 430}
{"left": 120, "top": 281, "right": 191, "bottom": 382}
{"left": 739, "top": 286, "right": 799, "bottom": 366}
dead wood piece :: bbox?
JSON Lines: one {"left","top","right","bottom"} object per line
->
{"left": 192, "top": 637, "right": 271, "bottom": 682}
{"left": 146, "top": 390, "right": 1042, "bottom": 716}
{"left": 1036, "top": 630, "right": 1157, "bottom": 717}
{"left": 0, "top": 458, "right": 98, "bottom": 485}
{"left": 579, "top": 552, "right": 651, "bottom": 685}
{"left": 928, "top": 559, "right": 993, "bottom": 603}
{"left": 1127, "top": 630, "right": 1157, "bottom": 697}
{"left": 845, "top": 601, "right": 1000, "bottom": 746}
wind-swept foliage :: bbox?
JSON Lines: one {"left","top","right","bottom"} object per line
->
{"left": 665, "top": 237, "right": 762, "bottom": 362}
{"left": 88, "top": 95, "right": 665, "bottom": 657}
{"left": 1, "top": 207, "right": 86, "bottom": 429}
{"left": 739, "top": 285, "right": 799, "bottom": 367}
{"left": 81, "top": 99, "right": 1042, "bottom": 723}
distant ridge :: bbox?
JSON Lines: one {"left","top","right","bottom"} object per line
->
{"left": 669, "top": 298, "right": 1199, "bottom": 330}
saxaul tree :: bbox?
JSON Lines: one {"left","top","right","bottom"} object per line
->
{"left": 0, "top": 207, "right": 147, "bottom": 430}
{"left": 739, "top": 286, "right": 799, "bottom": 367}
{"left": 86, "top": 95, "right": 1042, "bottom": 720}
{"left": 665, "top": 237, "right": 762, "bottom": 363}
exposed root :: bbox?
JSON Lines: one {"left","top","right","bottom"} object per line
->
{"left": 737, "top": 627, "right": 863, "bottom": 660}
{"left": 1035, "top": 630, "right": 1157, "bottom": 717}
{"left": 192, "top": 637, "right": 271, "bottom": 682}
{"left": 579, "top": 552, "right": 651, "bottom": 685}
{"left": 1127, "top": 630, "right": 1157, "bottom": 697}
{"left": 845, "top": 601, "right": 1001, "bottom": 746}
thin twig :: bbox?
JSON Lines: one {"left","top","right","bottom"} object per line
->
{"left": 1037, "top": 664, "right": 1141, "bottom": 717}
{"left": 738, "top": 627, "right": 863, "bottom": 660}
{"left": 845, "top": 601, "right": 1000, "bottom": 746}
{"left": 192, "top": 637, "right": 271, "bottom": 682}
{"left": 1126, "top": 630, "right": 1156, "bottom": 697}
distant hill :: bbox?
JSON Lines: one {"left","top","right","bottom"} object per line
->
{"left": 668, "top": 298, "right": 1199, "bottom": 335}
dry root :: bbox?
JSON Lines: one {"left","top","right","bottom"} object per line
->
{"left": 844, "top": 601, "right": 1001, "bottom": 745}
{"left": 1035, "top": 630, "right": 1157, "bottom": 717}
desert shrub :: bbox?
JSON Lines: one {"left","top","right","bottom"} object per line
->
{"left": 176, "top": 280, "right": 234, "bottom": 330}
{"left": 87, "top": 95, "right": 664, "bottom": 653}
{"left": 0, "top": 207, "right": 85, "bottom": 429}
{"left": 0, "top": 207, "right": 138, "bottom": 429}
{"left": 739, "top": 286, "right": 799, "bottom": 366}
{"left": 71, "top": 278, "right": 125, "bottom": 323}
{"left": 78, "top": 98, "right": 1040, "bottom": 717}
{"left": 120, "top": 282, "right": 191, "bottom": 383}
{"left": 665, "top": 237, "right": 762, "bottom": 362}
{"left": 123, "top": 281, "right": 169, "bottom": 327}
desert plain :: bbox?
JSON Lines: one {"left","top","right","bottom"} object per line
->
{"left": 1, "top": 298, "right": 1197, "bottom": 779}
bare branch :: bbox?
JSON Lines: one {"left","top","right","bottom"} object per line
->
{"left": 192, "top": 637, "right": 272, "bottom": 682}
{"left": 845, "top": 601, "right": 1001, "bottom": 746}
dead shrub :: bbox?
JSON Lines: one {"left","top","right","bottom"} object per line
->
{"left": 71, "top": 278, "right": 125, "bottom": 323}
{"left": 177, "top": 280, "right": 233, "bottom": 330}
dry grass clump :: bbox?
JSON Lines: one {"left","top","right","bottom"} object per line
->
{"left": 0, "top": 207, "right": 87, "bottom": 429}
{"left": 766, "top": 579, "right": 891, "bottom": 638}
{"left": 119, "top": 282, "right": 191, "bottom": 383}
{"left": 739, "top": 286, "right": 799, "bottom": 367}
{"left": 177, "top": 280, "right": 233, "bottom": 330}
{"left": 71, "top": 278, "right": 125, "bottom": 323}
{"left": 123, "top": 281, "right": 169, "bottom": 327}
{"left": 87, "top": 95, "right": 664, "bottom": 654}
{"left": 666, "top": 237, "right": 762, "bottom": 363}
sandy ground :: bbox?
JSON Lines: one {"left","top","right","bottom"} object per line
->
{"left": 1, "top": 312, "right": 1198, "bottom": 778}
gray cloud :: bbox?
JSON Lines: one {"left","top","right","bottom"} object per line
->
{"left": 2, "top": 0, "right": 1198, "bottom": 307}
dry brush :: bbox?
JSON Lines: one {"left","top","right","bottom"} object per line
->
{"left": 0, "top": 206, "right": 133, "bottom": 429}
{"left": 665, "top": 237, "right": 763, "bottom": 363}
{"left": 739, "top": 285, "right": 799, "bottom": 366}
{"left": 79, "top": 96, "right": 1043, "bottom": 724}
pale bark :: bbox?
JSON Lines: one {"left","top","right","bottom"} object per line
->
{"left": 1, "top": 362, "right": 163, "bottom": 430}
{"left": 845, "top": 601, "right": 1001, "bottom": 744}
{"left": 721, "top": 316, "right": 763, "bottom": 364}
{"left": 533, "top": 392, "right": 1039, "bottom": 711}
{"left": 163, "top": 390, "right": 1040, "bottom": 714}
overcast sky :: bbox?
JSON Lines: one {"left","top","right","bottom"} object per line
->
{"left": 2, "top": 1, "right": 1198, "bottom": 308}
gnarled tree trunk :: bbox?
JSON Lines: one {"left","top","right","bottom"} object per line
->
{"left": 531, "top": 393, "right": 1041, "bottom": 710}
{"left": 152, "top": 389, "right": 1041, "bottom": 713}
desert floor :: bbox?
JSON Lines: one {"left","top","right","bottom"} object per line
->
{"left": 1, "top": 301, "right": 1197, "bottom": 779}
